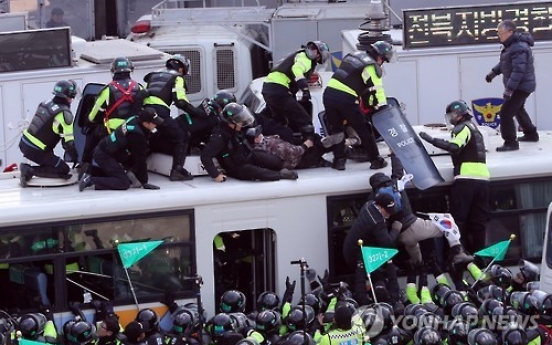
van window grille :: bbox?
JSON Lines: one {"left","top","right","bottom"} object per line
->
{"left": 164, "top": 49, "right": 201, "bottom": 94}
{"left": 216, "top": 49, "right": 236, "bottom": 90}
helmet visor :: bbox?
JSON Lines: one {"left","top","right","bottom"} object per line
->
{"left": 234, "top": 106, "right": 255, "bottom": 127}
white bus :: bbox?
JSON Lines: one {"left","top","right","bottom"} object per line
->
{"left": 1, "top": 121, "right": 552, "bottom": 328}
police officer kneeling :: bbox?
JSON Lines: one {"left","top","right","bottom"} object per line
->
{"left": 79, "top": 108, "right": 163, "bottom": 191}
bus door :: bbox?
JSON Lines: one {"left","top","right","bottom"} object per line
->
{"left": 540, "top": 203, "right": 552, "bottom": 291}
{"left": 213, "top": 229, "right": 275, "bottom": 313}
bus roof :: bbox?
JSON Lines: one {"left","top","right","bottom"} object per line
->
{"left": 1, "top": 131, "right": 551, "bottom": 227}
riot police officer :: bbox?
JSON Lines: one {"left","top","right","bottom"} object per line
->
{"left": 144, "top": 54, "right": 197, "bottom": 181}
{"left": 262, "top": 41, "right": 330, "bottom": 138}
{"left": 323, "top": 41, "right": 395, "bottom": 171}
{"left": 78, "top": 108, "right": 163, "bottom": 191}
{"left": 19, "top": 80, "right": 78, "bottom": 187}
{"left": 82, "top": 56, "right": 145, "bottom": 172}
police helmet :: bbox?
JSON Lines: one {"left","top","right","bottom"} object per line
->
{"left": 478, "top": 299, "right": 502, "bottom": 318}
{"left": 110, "top": 56, "right": 134, "bottom": 74}
{"left": 445, "top": 100, "right": 471, "bottom": 117}
{"left": 285, "top": 331, "right": 316, "bottom": 345}
{"left": 53, "top": 80, "right": 78, "bottom": 100}
{"left": 441, "top": 290, "right": 464, "bottom": 314}
{"left": 356, "top": 306, "right": 382, "bottom": 339}
{"left": 451, "top": 302, "right": 478, "bottom": 328}
{"left": 532, "top": 290, "right": 552, "bottom": 315}
{"left": 66, "top": 321, "right": 97, "bottom": 345}
{"left": 414, "top": 312, "right": 441, "bottom": 330}
{"left": 299, "top": 293, "right": 321, "bottom": 315}
{"left": 255, "top": 310, "right": 281, "bottom": 335}
{"left": 172, "top": 309, "right": 200, "bottom": 335}
{"left": 510, "top": 291, "right": 539, "bottom": 315}
{"left": 373, "top": 302, "right": 394, "bottom": 333}
{"left": 209, "top": 313, "right": 236, "bottom": 339}
{"left": 305, "top": 41, "right": 330, "bottom": 64}
{"left": 489, "top": 265, "right": 513, "bottom": 287}
{"left": 467, "top": 328, "right": 498, "bottom": 345}
{"left": 235, "top": 339, "right": 259, "bottom": 345}
{"left": 220, "top": 289, "right": 247, "bottom": 313}
{"left": 257, "top": 291, "right": 280, "bottom": 311}
{"left": 476, "top": 284, "right": 503, "bottom": 304}
{"left": 414, "top": 327, "right": 442, "bottom": 345}
{"left": 285, "top": 305, "right": 315, "bottom": 332}
{"left": 431, "top": 283, "right": 452, "bottom": 305}
{"left": 501, "top": 323, "right": 527, "bottom": 345}
{"left": 519, "top": 260, "right": 540, "bottom": 282}
{"left": 19, "top": 313, "right": 47, "bottom": 339}
{"left": 166, "top": 54, "right": 191, "bottom": 75}
{"left": 62, "top": 320, "right": 76, "bottom": 337}
{"left": 220, "top": 103, "right": 255, "bottom": 127}
{"left": 212, "top": 91, "right": 237, "bottom": 112}
{"left": 135, "top": 308, "right": 159, "bottom": 333}
{"left": 445, "top": 319, "right": 470, "bottom": 345}
{"left": 370, "top": 41, "right": 396, "bottom": 63}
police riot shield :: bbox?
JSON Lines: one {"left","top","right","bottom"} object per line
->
{"left": 371, "top": 106, "right": 444, "bottom": 190}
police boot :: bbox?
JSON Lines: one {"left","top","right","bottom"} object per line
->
{"left": 169, "top": 166, "right": 193, "bottom": 181}
{"left": 370, "top": 156, "right": 388, "bottom": 169}
{"left": 170, "top": 143, "right": 193, "bottom": 181}
{"left": 449, "top": 244, "right": 474, "bottom": 268}
{"left": 19, "top": 163, "right": 34, "bottom": 188}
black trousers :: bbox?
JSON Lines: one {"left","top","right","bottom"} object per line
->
{"left": 176, "top": 113, "right": 218, "bottom": 150}
{"left": 146, "top": 104, "right": 188, "bottom": 168}
{"left": 91, "top": 147, "right": 131, "bottom": 190}
{"left": 323, "top": 88, "right": 380, "bottom": 161}
{"left": 499, "top": 90, "right": 537, "bottom": 145}
{"left": 262, "top": 83, "right": 312, "bottom": 133}
{"left": 450, "top": 178, "right": 490, "bottom": 253}
{"left": 19, "top": 138, "right": 70, "bottom": 177}
{"left": 225, "top": 152, "right": 281, "bottom": 181}
{"left": 81, "top": 125, "right": 108, "bottom": 164}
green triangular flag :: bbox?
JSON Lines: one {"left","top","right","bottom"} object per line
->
{"left": 21, "top": 339, "right": 47, "bottom": 345}
{"left": 361, "top": 246, "right": 399, "bottom": 273}
{"left": 474, "top": 240, "right": 510, "bottom": 261}
{"left": 117, "top": 240, "right": 163, "bottom": 268}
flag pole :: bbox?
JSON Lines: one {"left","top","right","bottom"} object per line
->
{"left": 123, "top": 266, "right": 140, "bottom": 311}
{"left": 470, "top": 234, "right": 515, "bottom": 289}
{"left": 358, "top": 240, "right": 378, "bottom": 304}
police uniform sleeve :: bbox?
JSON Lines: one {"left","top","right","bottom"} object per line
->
{"left": 200, "top": 132, "right": 226, "bottom": 178}
{"left": 127, "top": 131, "right": 150, "bottom": 185}
{"left": 88, "top": 86, "right": 110, "bottom": 123}
{"left": 373, "top": 221, "right": 399, "bottom": 248}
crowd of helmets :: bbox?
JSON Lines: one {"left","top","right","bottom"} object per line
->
{"left": 0, "top": 259, "right": 550, "bottom": 345}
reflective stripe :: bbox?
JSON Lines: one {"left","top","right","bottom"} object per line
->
{"left": 0, "top": 263, "right": 8, "bottom": 269}
{"left": 44, "top": 261, "right": 79, "bottom": 275}
{"left": 327, "top": 78, "right": 358, "bottom": 97}
{"left": 144, "top": 95, "right": 170, "bottom": 109}
{"left": 23, "top": 130, "right": 47, "bottom": 150}
{"left": 264, "top": 71, "right": 291, "bottom": 87}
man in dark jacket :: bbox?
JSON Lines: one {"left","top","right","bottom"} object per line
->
{"left": 486, "top": 19, "right": 538, "bottom": 151}
{"left": 342, "top": 193, "right": 401, "bottom": 304}
{"left": 78, "top": 108, "right": 163, "bottom": 191}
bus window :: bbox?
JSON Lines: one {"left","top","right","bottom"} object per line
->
{"left": 546, "top": 212, "right": 552, "bottom": 268}
{"left": 213, "top": 229, "right": 275, "bottom": 313}
{"left": 485, "top": 215, "right": 521, "bottom": 260}
{"left": 0, "top": 211, "right": 196, "bottom": 313}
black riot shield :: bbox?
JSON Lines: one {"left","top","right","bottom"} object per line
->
{"left": 371, "top": 106, "right": 444, "bottom": 190}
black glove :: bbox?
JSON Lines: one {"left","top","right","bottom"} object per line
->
{"left": 318, "top": 269, "right": 331, "bottom": 292}
{"left": 142, "top": 183, "right": 160, "bottom": 190}
{"left": 282, "top": 276, "right": 296, "bottom": 304}
{"left": 503, "top": 89, "right": 513, "bottom": 101}
{"left": 419, "top": 131, "right": 434, "bottom": 144}
{"left": 63, "top": 141, "right": 78, "bottom": 163}
{"left": 301, "top": 89, "right": 311, "bottom": 102}
{"left": 485, "top": 71, "right": 497, "bottom": 83}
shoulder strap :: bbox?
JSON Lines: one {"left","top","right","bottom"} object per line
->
{"left": 105, "top": 80, "right": 138, "bottom": 118}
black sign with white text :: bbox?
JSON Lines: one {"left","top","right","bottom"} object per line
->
{"left": 403, "top": 1, "right": 552, "bottom": 49}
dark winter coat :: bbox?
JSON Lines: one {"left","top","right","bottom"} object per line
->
{"left": 492, "top": 31, "right": 536, "bottom": 93}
